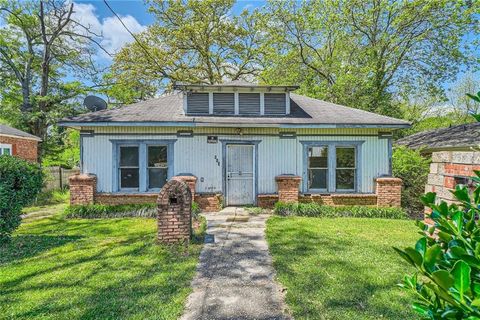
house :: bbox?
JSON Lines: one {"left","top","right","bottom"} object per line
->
{"left": 0, "top": 124, "right": 41, "bottom": 162}
{"left": 397, "top": 122, "right": 480, "bottom": 204}
{"left": 60, "top": 81, "right": 410, "bottom": 210}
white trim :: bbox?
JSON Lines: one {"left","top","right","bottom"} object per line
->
{"left": 260, "top": 92, "right": 265, "bottom": 115}
{"left": 0, "top": 133, "right": 41, "bottom": 141}
{"left": 234, "top": 92, "right": 239, "bottom": 115}
{"left": 0, "top": 143, "right": 12, "bottom": 156}
{"left": 286, "top": 93, "right": 290, "bottom": 114}
{"left": 208, "top": 92, "right": 213, "bottom": 114}
{"left": 182, "top": 93, "right": 187, "bottom": 113}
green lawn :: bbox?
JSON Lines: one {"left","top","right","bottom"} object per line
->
{"left": 0, "top": 207, "right": 203, "bottom": 320}
{"left": 266, "top": 216, "right": 419, "bottom": 320}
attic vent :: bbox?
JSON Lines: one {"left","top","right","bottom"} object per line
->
{"left": 187, "top": 93, "right": 209, "bottom": 114}
{"left": 264, "top": 93, "right": 286, "bottom": 115}
{"left": 239, "top": 93, "right": 260, "bottom": 115}
{"left": 213, "top": 93, "right": 234, "bottom": 115}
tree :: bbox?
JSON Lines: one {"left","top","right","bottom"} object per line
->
{"left": 449, "top": 73, "right": 480, "bottom": 122}
{"left": 259, "top": 0, "right": 479, "bottom": 117}
{"left": 0, "top": 0, "right": 105, "bottom": 145}
{"left": 105, "top": 0, "right": 261, "bottom": 104}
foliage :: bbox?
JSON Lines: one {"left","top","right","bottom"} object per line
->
{"left": 32, "top": 189, "right": 70, "bottom": 206}
{"left": 266, "top": 216, "right": 418, "bottom": 319}
{"left": 245, "top": 206, "right": 268, "bottom": 215}
{"left": 105, "top": 0, "right": 261, "bottom": 104}
{"left": 41, "top": 129, "right": 80, "bottom": 168}
{"left": 0, "top": 207, "right": 203, "bottom": 319}
{"left": 0, "top": 155, "right": 43, "bottom": 242}
{"left": 259, "top": 0, "right": 479, "bottom": 117}
{"left": 395, "top": 171, "right": 480, "bottom": 319}
{"left": 392, "top": 146, "right": 431, "bottom": 217}
{"left": 191, "top": 202, "right": 201, "bottom": 220}
{"left": 273, "top": 201, "right": 408, "bottom": 219}
{"left": 64, "top": 203, "right": 157, "bottom": 219}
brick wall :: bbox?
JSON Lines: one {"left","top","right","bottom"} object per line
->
{"left": 375, "top": 177, "right": 402, "bottom": 207}
{"left": 275, "top": 175, "right": 301, "bottom": 203}
{"left": 0, "top": 136, "right": 38, "bottom": 162}
{"left": 157, "top": 179, "right": 192, "bottom": 244}
{"left": 257, "top": 194, "right": 279, "bottom": 208}
{"left": 196, "top": 193, "right": 223, "bottom": 212}
{"left": 425, "top": 151, "right": 480, "bottom": 204}
{"left": 69, "top": 174, "right": 96, "bottom": 205}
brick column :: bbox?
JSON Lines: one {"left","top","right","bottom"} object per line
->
{"left": 69, "top": 174, "right": 97, "bottom": 205}
{"left": 172, "top": 175, "right": 197, "bottom": 200}
{"left": 275, "top": 175, "right": 301, "bottom": 203}
{"left": 375, "top": 177, "right": 402, "bottom": 207}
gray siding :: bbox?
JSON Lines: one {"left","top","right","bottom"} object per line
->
{"left": 187, "top": 93, "right": 209, "bottom": 114}
{"left": 213, "top": 93, "right": 234, "bottom": 115}
{"left": 82, "top": 127, "right": 389, "bottom": 195}
{"left": 264, "top": 93, "right": 286, "bottom": 115}
{"left": 239, "top": 93, "right": 260, "bottom": 115}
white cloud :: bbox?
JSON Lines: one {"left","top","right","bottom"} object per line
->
{"left": 72, "top": 2, "right": 146, "bottom": 58}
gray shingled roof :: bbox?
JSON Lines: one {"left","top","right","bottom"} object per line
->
{"left": 59, "top": 92, "right": 410, "bottom": 128}
{"left": 396, "top": 122, "right": 480, "bottom": 151}
{"left": 0, "top": 124, "right": 41, "bottom": 141}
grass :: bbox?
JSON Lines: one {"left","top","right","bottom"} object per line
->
{"left": 266, "top": 216, "right": 419, "bottom": 320}
{"left": 1, "top": 206, "right": 205, "bottom": 320}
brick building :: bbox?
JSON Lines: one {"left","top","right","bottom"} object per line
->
{"left": 397, "top": 122, "right": 480, "bottom": 204}
{"left": 0, "top": 124, "right": 41, "bottom": 162}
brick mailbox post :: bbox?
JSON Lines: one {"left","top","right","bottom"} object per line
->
{"left": 157, "top": 179, "right": 192, "bottom": 244}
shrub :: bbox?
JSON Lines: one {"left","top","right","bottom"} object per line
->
{"left": 33, "top": 189, "right": 70, "bottom": 206}
{"left": 0, "top": 155, "right": 43, "bottom": 243}
{"left": 273, "top": 201, "right": 408, "bottom": 219}
{"left": 395, "top": 171, "right": 480, "bottom": 319}
{"left": 392, "top": 146, "right": 430, "bottom": 218}
{"left": 65, "top": 202, "right": 202, "bottom": 219}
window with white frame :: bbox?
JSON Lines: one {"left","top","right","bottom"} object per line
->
{"left": 0, "top": 143, "right": 12, "bottom": 156}
{"left": 307, "top": 146, "right": 328, "bottom": 190}
{"left": 305, "top": 142, "right": 360, "bottom": 192}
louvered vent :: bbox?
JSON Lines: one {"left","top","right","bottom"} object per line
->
{"left": 239, "top": 93, "right": 260, "bottom": 115}
{"left": 213, "top": 93, "right": 234, "bottom": 115}
{"left": 187, "top": 93, "right": 209, "bottom": 114}
{"left": 264, "top": 93, "right": 286, "bottom": 115}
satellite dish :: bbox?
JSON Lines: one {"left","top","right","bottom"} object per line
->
{"left": 83, "top": 95, "right": 107, "bottom": 112}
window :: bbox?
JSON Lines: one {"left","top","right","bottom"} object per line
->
{"left": 264, "top": 93, "right": 286, "bottom": 115}
{"left": 213, "top": 93, "right": 235, "bottom": 114}
{"left": 239, "top": 93, "right": 260, "bottom": 115}
{"left": 0, "top": 143, "right": 12, "bottom": 156}
{"left": 119, "top": 146, "right": 139, "bottom": 189}
{"left": 148, "top": 146, "right": 168, "bottom": 189}
{"left": 308, "top": 146, "right": 328, "bottom": 190}
{"left": 187, "top": 92, "right": 209, "bottom": 114}
{"left": 336, "top": 147, "right": 356, "bottom": 190}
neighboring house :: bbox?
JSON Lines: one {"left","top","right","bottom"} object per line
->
{"left": 0, "top": 124, "right": 41, "bottom": 162}
{"left": 60, "top": 81, "right": 409, "bottom": 210}
{"left": 397, "top": 123, "right": 480, "bottom": 204}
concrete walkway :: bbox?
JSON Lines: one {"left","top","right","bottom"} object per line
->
{"left": 181, "top": 207, "right": 291, "bottom": 320}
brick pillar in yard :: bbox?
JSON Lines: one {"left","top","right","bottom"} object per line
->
{"left": 172, "top": 175, "right": 197, "bottom": 200}
{"left": 69, "top": 174, "right": 97, "bottom": 205}
{"left": 375, "top": 177, "right": 402, "bottom": 207}
{"left": 275, "top": 175, "right": 302, "bottom": 203}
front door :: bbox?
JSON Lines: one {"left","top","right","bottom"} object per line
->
{"left": 226, "top": 144, "right": 255, "bottom": 205}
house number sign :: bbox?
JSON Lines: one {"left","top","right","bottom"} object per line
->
{"left": 207, "top": 136, "right": 218, "bottom": 144}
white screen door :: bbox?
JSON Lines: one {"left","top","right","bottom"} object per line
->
{"left": 226, "top": 144, "right": 254, "bottom": 205}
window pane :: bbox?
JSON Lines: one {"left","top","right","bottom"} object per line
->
{"left": 149, "top": 168, "right": 168, "bottom": 189}
{"left": 309, "top": 147, "right": 328, "bottom": 168}
{"left": 120, "top": 146, "right": 139, "bottom": 167}
{"left": 309, "top": 168, "right": 327, "bottom": 189}
{"left": 336, "top": 169, "right": 355, "bottom": 190}
{"left": 148, "top": 146, "right": 167, "bottom": 168}
{"left": 3, "top": 148, "right": 10, "bottom": 155}
{"left": 336, "top": 147, "right": 355, "bottom": 168}
{"left": 120, "top": 168, "right": 139, "bottom": 188}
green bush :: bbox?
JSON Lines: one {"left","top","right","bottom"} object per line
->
{"left": 273, "top": 201, "right": 408, "bottom": 219}
{"left": 0, "top": 155, "right": 43, "bottom": 243}
{"left": 33, "top": 189, "right": 70, "bottom": 206}
{"left": 392, "top": 146, "right": 430, "bottom": 218}
{"left": 65, "top": 202, "right": 202, "bottom": 219}
{"left": 395, "top": 171, "right": 480, "bottom": 319}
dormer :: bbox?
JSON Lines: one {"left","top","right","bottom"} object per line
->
{"left": 174, "top": 81, "right": 299, "bottom": 116}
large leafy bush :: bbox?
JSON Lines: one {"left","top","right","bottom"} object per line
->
{"left": 274, "top": 201, "right": 408, "bottom": 219}
{"left": 395, "top": 171, "right": 480, "bottom": 319}
{"left": 0, "top": 155, "right": 43, "bottom": 243}
{"left": 392, "top": 146, "right": 430, "bottom": 218}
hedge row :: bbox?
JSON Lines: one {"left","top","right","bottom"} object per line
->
{"left": 273, "top": 202, "right": 408, "bottom": 219}
{"left": 65, "top": 202, "right": 202, "bottom": 219}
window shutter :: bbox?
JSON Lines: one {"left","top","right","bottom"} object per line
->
{"left": 264, "top": 93, "right": 286, "bottom": 115}
{"left": 239, "top": 93, "right": 260, "bottom": 115}
{"left": 187, "top": 93, "right": 209, "bottom": 114}
{"left": 213, "top": 93, "right": 235, "bottom": 115}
